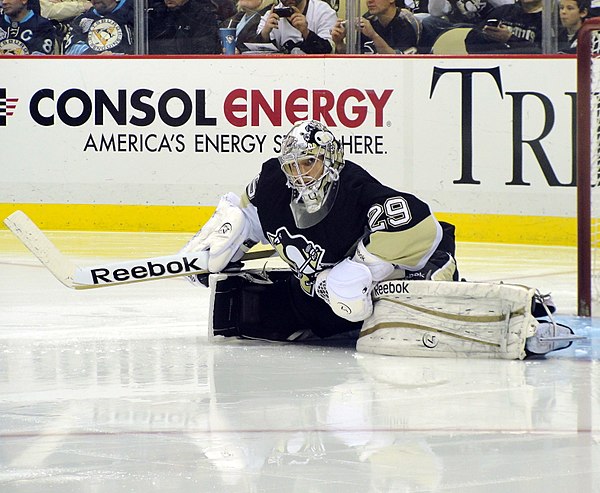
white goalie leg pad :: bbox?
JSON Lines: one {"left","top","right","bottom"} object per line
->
{"left": 315, "top": 258, "right": 374, "bottom": 322}
{"left": 357, "top": 280, "right": 538, "bottom": 360}
{"left": 180, "top": 193, "right": 251, "bottom": 273}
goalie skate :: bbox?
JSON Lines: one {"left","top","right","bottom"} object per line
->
{"left": 525, "top": 292, "right": 585, "bottom": 356}
{"left": 525, "top": 321, "right": 577, "bottom": 356}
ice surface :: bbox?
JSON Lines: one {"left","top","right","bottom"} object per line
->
{"left": 1, "top": 231, "right": 598, "bottom": 492}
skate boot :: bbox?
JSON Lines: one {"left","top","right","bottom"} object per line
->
{"left": 532, "top": 291, "right": 556, "bottom": 318}
{"left": 525, "top": 321, "right": 578, "bottom": 356}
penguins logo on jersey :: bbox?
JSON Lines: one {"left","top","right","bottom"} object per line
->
{"left": 267, "top": 227, "right": 326, "bottom": 295}
{"left": 0, "top": 38, "right": 28, "bottom": 55}
{"left": 87, "top": 18, "right": 123, "bottom": 52}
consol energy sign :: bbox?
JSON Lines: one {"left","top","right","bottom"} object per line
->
{"left": 26, "top": 87, "right": 394, "bottom": 128}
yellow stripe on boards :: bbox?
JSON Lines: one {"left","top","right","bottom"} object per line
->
{"left": 0, "top": 204, "right": 577, "bottom": 246}
{"left": 436, "top": 213, "right": 576, "bottom": 247}
{"left": 0, "top": 204, "right": 215, "bottom": 232}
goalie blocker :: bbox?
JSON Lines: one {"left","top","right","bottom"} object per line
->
{"left": 208, "top": 270, "right": 579, "bottom": 359}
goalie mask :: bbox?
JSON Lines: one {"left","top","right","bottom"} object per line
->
{"left": 279, "top": 120, "right": 344, "bottom": 229}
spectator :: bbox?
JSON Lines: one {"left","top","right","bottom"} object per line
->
{"left": 460, "top": 0, "right": 543, "bottom": 53}
{"left": 257, "top": 0, "right": 337, "bottom": 53}
{"left": 220, "top": 0, "right": 271, "bottom": 53}
{"left": 209, "top": 0, "right": 235, "bottom": 22}
{"left": 148, "top": 0, "right": 220, "bottom": 54}
{"left": 0, "top": 0, "right": 55, "bottom": 54}
{"left": 331, "top": 0, "right": 421, "bottom": 53}
{"left": 64, "top": 0, "right": 134, "bottom": 54}
{"left": 557, "top": 0, "right": 589, "bottom": 53}
{"left": 420, "top": 0, "right": 514, "bottom": 51}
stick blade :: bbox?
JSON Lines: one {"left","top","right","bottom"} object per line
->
{"left": 3, "top": 210, "right": 78, "bottom": 289}
{"left": 4, "top": 211, "right": 280, "bottom": 291}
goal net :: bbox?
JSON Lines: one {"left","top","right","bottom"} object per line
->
{"left": 577, "top": 18, "right": 600, "bottom": 316}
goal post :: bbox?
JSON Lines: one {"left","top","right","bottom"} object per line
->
{"left": 577, "top": 18, "right": 600, "bottom": 317}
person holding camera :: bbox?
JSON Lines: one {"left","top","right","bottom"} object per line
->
{"left": 464, "top": 0, "right": 544, "bottom": 53}
{"left": 419, "top": 0, "right": 512, "bottom": 52}
{"left": 256, "top": 0, "right": 337, "bottom": 53}
{"left": 424, "top": 0, "right": 544, "bottom": 54}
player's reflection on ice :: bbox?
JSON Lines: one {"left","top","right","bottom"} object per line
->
{"left": 201, "top": 339, "right": 446, "bottom": 491}
{"left": 201, "top": 340, "right": 581, "bottom": 491}
{"left": 0, "top": 335, "right": 586, "bottom": 491}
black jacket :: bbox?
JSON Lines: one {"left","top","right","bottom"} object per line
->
{"left": 148, "top": 0, "right": 220, "bottom": 54}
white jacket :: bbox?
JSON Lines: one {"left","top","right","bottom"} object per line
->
{"left": 257, "top": 0, "right": 336, "bottom": 52}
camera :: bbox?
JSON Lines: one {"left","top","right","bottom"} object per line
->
{"left": 274, "top": 7, "right": 294, "bottom": 17}
{"left": 485, "top": 19, "right": 500, "bottom": 27}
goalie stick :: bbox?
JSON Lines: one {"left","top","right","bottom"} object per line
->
{"left": 3, "top": 210, "right": 277, "bottom": 290}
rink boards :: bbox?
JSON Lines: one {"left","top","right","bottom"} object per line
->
{"left": 0, "top": 55, "right": 577, "bottom": 245}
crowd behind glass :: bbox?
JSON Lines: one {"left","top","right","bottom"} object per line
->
{"left": 0, "top": 0, "right": 596, "bottom": 56}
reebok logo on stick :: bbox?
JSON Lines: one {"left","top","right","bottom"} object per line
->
{"left": 90, "top": 257, "right": 204, "bottom": 284}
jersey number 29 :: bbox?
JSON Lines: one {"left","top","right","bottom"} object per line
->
{"left": 367, "top": 197, "right": 412, "bottom": 231}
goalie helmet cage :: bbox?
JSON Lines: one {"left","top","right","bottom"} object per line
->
{"left": 577, "top": 18, "right": 600, "bottom": 317}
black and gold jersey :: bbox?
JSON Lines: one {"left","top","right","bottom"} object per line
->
{"left": 243, "top": 158, "right": 443, "bottom": 296}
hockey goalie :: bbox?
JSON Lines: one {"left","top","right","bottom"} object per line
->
{"left": 180, "top": 119, "right": 577, "bottom": 360}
